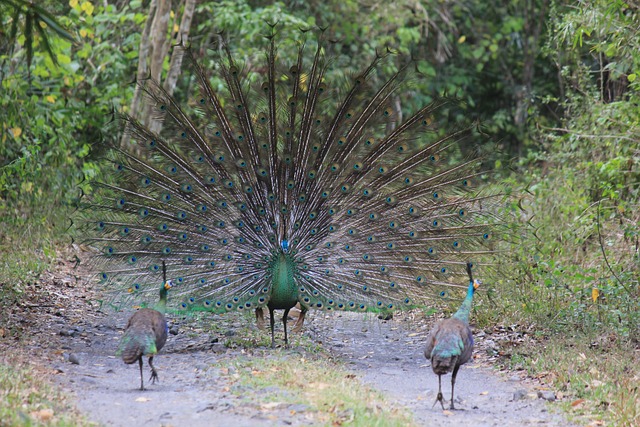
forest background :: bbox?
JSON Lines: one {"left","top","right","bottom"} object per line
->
{"left": 0, "top": 0, "right": 638, "bottom": 425}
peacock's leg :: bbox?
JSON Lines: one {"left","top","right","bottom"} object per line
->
{"left": 255, "top": 307, "right": 265, "bottom": 330}
{"left": 432, "top": 374, "right": 445, "bottom": 410}
{"left": 450, "top": 364, "right": 461, "bottom": 410}
{"left": 282, "top": 308, "right": 291, "bottom": 347}
{"left": 291, "top": 306, "right": 307, "bottom": 333}
{"left": 268, "top": 306, "right": 276, "bottom": 348}
{"left": 138, "top": 357, "right": 144, "bottom": 391}
{"left": 148, "top": 356, "right": 159, "bottom": 385}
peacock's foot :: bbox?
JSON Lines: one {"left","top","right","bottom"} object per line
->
{"left": 432, "top": 392, "right": 445, "bottom": 410}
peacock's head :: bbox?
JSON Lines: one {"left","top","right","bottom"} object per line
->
{"left": 473, "top": 279, "right": 482, "bottom": 291}
{"left": 164, "top": 280, "right": 174, "bottom": 290}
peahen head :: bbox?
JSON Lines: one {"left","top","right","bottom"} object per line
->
{"left": 159, "top": 279, "right": 173, "bottom": 299}
{"left": 466, "top": 262, "right": 481, "bottom": 293}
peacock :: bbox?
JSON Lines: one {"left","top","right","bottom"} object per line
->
{"left": 116, "top": 262, "right": 173, "bottom": 390}
{"left": 424, "top": 262, "right": 479, "bottom": 410}
{"left": 80, "top": 27, "right": 504, "bottom": 348}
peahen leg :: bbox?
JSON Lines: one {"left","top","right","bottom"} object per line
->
{"left": 268, "top": 307, "right": 276, "bottom": 348}
{"left": 138, "top": 357, "right": 144, "bottom": 391}
{"left": 282, "top": 308, "right": 291, "bottom": 347}
{"left": 432, "top": 374, "right": 445, "bottom": 410}
{"left": 148, "top": 356, "right": 159, "bottom": 385}
{"left": 450, "top": 364, "right": 461, "bottom": 410}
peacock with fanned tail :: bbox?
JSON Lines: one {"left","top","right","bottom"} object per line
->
{"left": 81, "top": 28, "right": 504, "bottom": 347}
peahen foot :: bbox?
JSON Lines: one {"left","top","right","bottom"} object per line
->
{"left": 432, "top": 392, "right": 445, "bottom": 410}
{"left": 148, "top": 356, "right": 159, "bottom": 385}
{"left": 149, "top": 368, "right": 159, "bottom": 385}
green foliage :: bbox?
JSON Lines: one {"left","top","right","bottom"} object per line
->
{"left": 0, "top": 1, "right": 144, "bottom": 238}
{"left": 0, "top": 0, "right": 76, "bottom": 72}
{"left": 493, "top": 0, "right": 640, "bottom": 343}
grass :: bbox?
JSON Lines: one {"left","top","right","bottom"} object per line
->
{"left": 0, "top": 215, "right": 90, "bottom": 427}
{"left": 0, "top": 356, "right": 92, "bottom": 427}
{"left": 505, "top": 334, "right": 639, "bottom": 427}
{"left": 218, "top": 353, "right": 415, "bottom": 427}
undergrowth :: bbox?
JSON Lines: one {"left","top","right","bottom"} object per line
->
{"left": 507, "top": 334, "right": 639, "bottom": 427}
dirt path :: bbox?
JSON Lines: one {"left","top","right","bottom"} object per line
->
{"left": 3, "top": 261, "right": 575, "bottom": 426}
{"left": 46, "top": 305, "right": 573, "bottom": 426}
{"left": 307, "top": 312, "right": 573, "bottom": 426}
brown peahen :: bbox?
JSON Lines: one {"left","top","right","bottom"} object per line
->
{"left": 80, "top": 28, "right": 503, "bottom": 348}
{"left": 424, "top": 262, "right": 479, "bottom": 410}
{"left": 116, "top": 263, "right": 173, "bottom": 390}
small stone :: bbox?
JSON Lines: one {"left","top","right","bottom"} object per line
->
{"left": 537, "top": 390, "right": 556, "bottom": 402}
{"left": 169, "top": 326, "right": 179, "bottom": 335}
{"left": 68, "top": 353, "right": 80, "bottom": 365}
{"left": 59, "top": 330, "right": 75, "bottom": 337}
{"left": 513, "top": 389, "right": 528, "bottom": 401}
{"left": 509, "top": 375, "right": 521, "bottom": 382}
{"left": 288, "top": 403, "right": 309, "bottom": 413}
{"left": 224, "top": 330, "right": 236, "bottom": 337}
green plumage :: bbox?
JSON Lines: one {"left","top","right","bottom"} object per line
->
{"left": 80, "top": 27, "right": 504, "bottom": 346}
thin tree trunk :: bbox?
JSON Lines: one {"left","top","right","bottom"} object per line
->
{"left": 120, "top": 0, "right": 196, "bottom": 148}
{"left": 149, "top": 0, "right": 197, "bottom": 134}
{"left": 120, "top": 0, "right": 157, "bottom": 149}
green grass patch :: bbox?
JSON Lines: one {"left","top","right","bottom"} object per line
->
{"left": 218, "top": 353, "right": 415, "bottom": 427}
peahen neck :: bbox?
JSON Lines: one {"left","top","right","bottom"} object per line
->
{"left": 452, "top": 280, "right": 476, "bottom": 324}
{"left": 153, "top": 283, "right": 169, "bottom": 314}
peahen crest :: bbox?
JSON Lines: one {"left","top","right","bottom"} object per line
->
{"left": 79, "top": 28, "right": 505, "bottom": 341}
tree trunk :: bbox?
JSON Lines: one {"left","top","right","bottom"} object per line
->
{"left": 120, "top": 0, "right": 196, "bottom": 148}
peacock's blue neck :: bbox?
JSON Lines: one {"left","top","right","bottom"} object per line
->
{"left": 452, "top": 280, "right": 475, "bottom": 324}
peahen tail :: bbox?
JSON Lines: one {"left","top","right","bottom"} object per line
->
{"left": 117, "top": 328, "right": 157, "bottom": 364}
{"left": 79, "top": 28, "right": 506, "bottom": 320}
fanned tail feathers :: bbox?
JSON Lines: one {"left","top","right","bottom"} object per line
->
{"left": 79, "top": 28, "right": 506, "bottom": 317}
